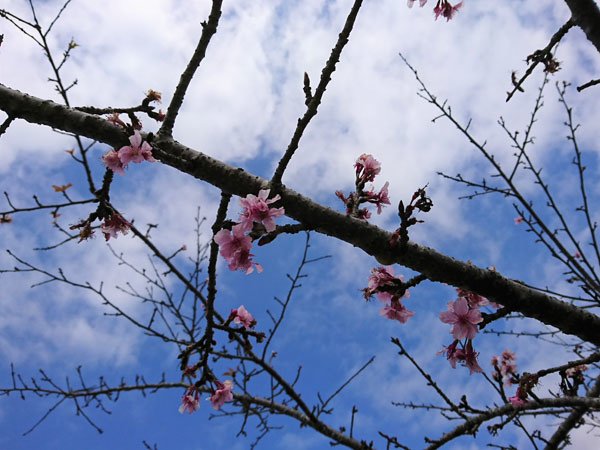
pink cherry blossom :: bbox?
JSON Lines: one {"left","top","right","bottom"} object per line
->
{"left": 179, "top": 386, "right": 200, "bottom": 414}
{"left": 102, "top": 149, "right": 126, "bottom": 175}
{"left": 514, "top": 216, "right": 524, "bottom": 224}
{"left": 440, "top": 340, "right": 463, "bottom": 369}
{"left": 366, "top": 266, "right": 395, "bottom": 301}
{"left": 364, "top": 182, "right": 391, "bottom": 214}
{"left": 118, "top": 131, "right": 155, "bottom": 165}
{"left": 354, "top": 154, "right": 381, "bottom": 183}
{"left": 380, "top": 300, "right": 414, "bottom": 323}
{"left": 463, "top": 340, "right": 483, "bottom": 374}
{"left": 456, "top": 288, "right": 490, "bottom": 309}
{"left": 101, "top": 213, "right": 131, "bottom": 241}
{"left": 439, "top": 297, "right": 482, "bottom": 340}
{"left": 214, "top": 224, "right": 262, "bottom": 274}
{"left": 364, "top": 266, "right": 409, "bottom": 302}
{"left": 209, "top": 380, "right": 233, "bottom": 410}
{"left": 214, "top": 224, "right": 251, "bottom": 258}
{"left": 239, "top": 189, "right": 285, "bottom": 233}
{"left": 231, "top": 305, "right": 256, "bottom": 329}
{"left": 440, "top": 340, "right": 482, "bottom": 374}
{"left": 433, "top": 0, "right": 463, "bottom": 21}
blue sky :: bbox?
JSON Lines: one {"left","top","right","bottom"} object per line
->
{"left": 1, "top": 1, "right": 600, "bottom": 449}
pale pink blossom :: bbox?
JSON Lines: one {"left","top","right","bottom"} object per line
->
{"left": 239, "top": 189, "right": 285, "bottom": 232}
{"left": 118, "top": 131, "right": 155, "bottom": 165}
{"left": 231, "top": 305, "right": 256, "bottom": 329}
{"left": 214, "top": 224, "right": 262, "bottom": 274}
{"left": 380, "top": 301, "right": 414, "bottom": 323}
{"left": 102, "top": 149, "right": 126, "bottom": 175}
{"left": 514, "top": 216, "right": 524, "bottom": 225}
{"left": 407, "top": 0, "right": 428, "bottom": 7}
{"left": 439, "top": 297, "right": 482, "bottom": 340}
{"left": 354, "top": 154, "right": 381, "bottom": 183}
{"left": 101, "top": 213, "right": 131, "bottom": 241}
{"left": 179, "top": 386, "right": 200, "bottom": 414}
{"left": 209, "top": 380, "right": 233, "bottom": 410}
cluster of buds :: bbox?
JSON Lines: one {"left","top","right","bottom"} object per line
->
{"left": 336, "top": 154, "right": 390, "bottom": 220}
{"left": 390, "top": 186, "right": 433, "bottom": 247}
{"left": 560, "top": 364, "right": 588, "bottom": 396}
{"left": 509, "top": 373, "right": 539, "bottom": 407}
{"left": 214, "top": 189, "right": 284, "bottom": 274}
{"left": 439, "top": 288, "right": 496, "bottom": 374}
{"left": 106, "top": 89, "right": 165, "bottom": 130}
{"left": 491, "top": 350, "right": 518, "bottom": 386}
{"left": 408, "top": 0, "right": 463, "bottom": 21}
{"left": 364, "top": 266, "right": 414, "bottom": 323}
{"left": 527, "top": 49, "right": 561, "bottom": 74}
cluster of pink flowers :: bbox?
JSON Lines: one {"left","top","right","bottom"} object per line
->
{"left": 407, "top": 0, "right": 463, "bottom": 21}
{"left": 178, "top": 379, "right": 234, "bottom": 413}
{"left": 102, "top": 130, "right": 156, "bottom": 175}
{"left": 209, "top": 380, "right": 234, "bottom": 410}
{"left": 438, "top": 288, "right": 494, "bottom": 374}
{"left": 230, "top": 305, "right": 256, "bottom": 330}
{"left": 491, "top": 350, "right": 518, "bottom": 386}
{"left": 239, "top": 189, "right": 285, "bottom": 232}
{"left": 101, "top": 212, "right": 131, "bottom": 241}
{"left": 179, "top": 386, "right": 200, "bottom": 414}
{"left": 214, "top": 189, "right": 284, "bottom": 274}
{"left": 364, "top": 266, "right": 414, "bottom": 324}
{"left": 336, "top": 154, "right": 390, "bottom": 220}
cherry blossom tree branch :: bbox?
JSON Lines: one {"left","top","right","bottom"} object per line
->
{"left": 0, "top": 114, "right": 14, "bottom": 136}
{"left": 577, "top": 77, "right": 600, "bottom": 91}
{"left": 1, "top": 82, "right": 600, "bottom": 347}
{"left": 425, "top": 396, "right": 600, "bottom": 449}
{"left": 159, "top": 0, "right": 223, "bottom": 137}
{"left": 564, "top": 0, "right": 600, "bottom": 55}
{"left": 506, "top": 18, "right": 574, "bottom": 102}
{"left": 545, "top": 374, "right": 600, "bottom": 449}
{"left": 271, "top": 0, "right": 364, "bottom": 185}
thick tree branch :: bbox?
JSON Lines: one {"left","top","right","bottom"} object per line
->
{"left": 564, "top": 0, "right": 600, "bottom": 55}
{"left": 1, "top": 83, "right": 600, "bottom": 346}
